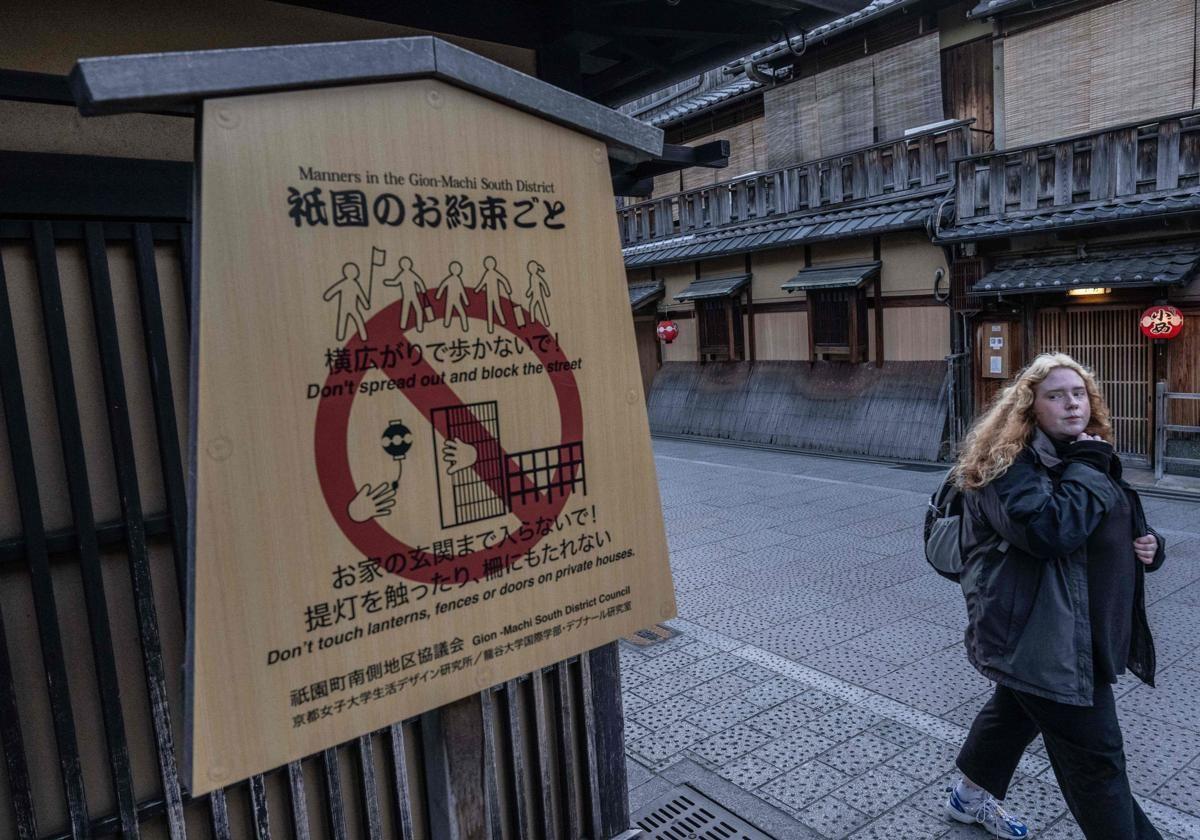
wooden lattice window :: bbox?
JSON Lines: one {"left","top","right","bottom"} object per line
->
{"left": 809, "top": 288, "right": 868, "bottom": 362}
{"left": 697, "top": 298, "right": 745, "bottom": 361}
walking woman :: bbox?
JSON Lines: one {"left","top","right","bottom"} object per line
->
{"left": 944, "top": 353, "right": 1165, "bottom": 839}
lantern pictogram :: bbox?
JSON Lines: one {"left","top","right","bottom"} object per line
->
{"left": 1139, "top": 305, "right": 1184, "bottom": 340}
{"left": 381, "top": 418, "right": 412, "bottom": 488}
{"left": 656, "top": 320, "right": 679, "bottom": 343}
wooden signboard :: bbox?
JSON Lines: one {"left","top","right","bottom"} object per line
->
{"left": 187, "top": 78, "right": 674, "bottom": 792}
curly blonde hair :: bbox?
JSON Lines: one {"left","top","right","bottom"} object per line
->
{"left": 953, "top": 352, "right": 1114, "bottom": 490}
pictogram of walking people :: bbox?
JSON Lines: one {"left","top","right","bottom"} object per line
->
{"left": 325, "top": 250, "right": 554, "bottom": 340}
{"left": 474, "top": 255, "right": 513, "bottom": 334}
{"left": 323, "top": 261, "right": 372, "bottom": 342}
{"left": 383, "top": 255, "right": 432, "bottom": 333}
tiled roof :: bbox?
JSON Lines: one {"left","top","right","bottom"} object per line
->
{"left": 782, "top": 262, "right": 881, "bottom": 291}
{"left": 968, "top": 0, "right": 1034, "bottom": 18}
{"left": 968, "top": 242, "right": 1200, "bottom": 296}
{"left": 934, "top": 190, "right": 1200, "bottom": 243}
{"left": 623, "top": 192, "right": 939, "bottom": 269}
{"left": 641, "top": 75, "right": 761, "bottom": 128}
{"left": 736, "top": 0, "right": 922, "bottom": 65}
{"left": 628, "top": 280, "right": 665, "bottom": 309}
{"left": 641, "top": 0, "right": 916, "bottom": 129}
{"left": 674, "top": 274, "right": 752, "bottom": 301}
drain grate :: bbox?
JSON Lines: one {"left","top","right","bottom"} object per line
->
{"left": 624, "top": 623, "right": 679, "bottom": 647}
{"left": 632, "top": 786, "right": 775, "bottom": 840}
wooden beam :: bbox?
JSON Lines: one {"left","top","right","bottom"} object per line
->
{"left": 745, "top": 253, "right": 756, "bottom": 363}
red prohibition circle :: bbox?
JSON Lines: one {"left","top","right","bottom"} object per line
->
{"left": 313, "top": 288, "right": 584, "bottom": 584}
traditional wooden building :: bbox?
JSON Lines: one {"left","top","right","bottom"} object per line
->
{"left": 621, "top": 0, "right": 1200, "bottom": 474}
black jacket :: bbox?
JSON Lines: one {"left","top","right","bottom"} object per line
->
{"left": 959, "top": 429, "right": 1165, "bottom": 706}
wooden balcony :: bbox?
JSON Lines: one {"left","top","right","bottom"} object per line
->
{"left": 953, "top": 110, "right": 1200, "bottom": 223}
{"left": 616, "top": 120, "right": 974, "bottom": 248}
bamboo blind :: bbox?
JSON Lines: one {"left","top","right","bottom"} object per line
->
{"left": 1005, "top": 0, "right": 1197, "bottom": 147}
{"left": 764, "top": 33, "right": 943, "bottom": 169}
{"left": 1037, "top": 306, "right": 1152, "bottom": 458}
{"left": 680, "top": 116, "right": 769, "bottom": 191}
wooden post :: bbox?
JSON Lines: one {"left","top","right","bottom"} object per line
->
{"left": 1020, "top": 149, "right": 1038, "bottom": 211}
{"left": 1115, "top": 127, "right": 1137, "bottom": 196}
{"left": 1054, "top": 142, "right": 1073, "bottom": 205}
{"left": 848, "top": 293, "right": 860, "bottom": 364}
{"left": 745, "top": 254, "right": 756, "bottom": 363}
{"left": 874, "top": 278, "right": 884, "bottom": 368}
{"left": 989, "top": 157, "right": 1006, "bottom": 216}
{"left": 1156, "top": 380, "right": 1167, "bottom": 481}
{"left": 1156, "top": 119, "right": 1181, "bottom": 191}
{"left": 726, "top": 297, "right": 736, "bottom": 361}
{"left": 956, "top": 160, "right": 976, "bottom": 220}
{"left": 893, "top": 140, "right": 910, "bottom": 191}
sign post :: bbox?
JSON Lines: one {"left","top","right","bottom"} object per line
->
{"left": 72, "top": 38, "right": 674, "bottom": 808}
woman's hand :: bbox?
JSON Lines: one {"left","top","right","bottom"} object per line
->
{"left": 1074, "top": 433, "right": 1105, "bottom": 442}
{"left": 1133, "top": 534, "right": 1158, "bottom": 565}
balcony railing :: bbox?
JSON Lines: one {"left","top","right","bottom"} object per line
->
{"left": 954, "top": 110, "right": 1200, "bottom": 221}
{"left": 616, "top": 120, "right": 973, "bottom": 248}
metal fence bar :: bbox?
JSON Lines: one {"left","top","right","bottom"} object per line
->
{"left": 101, "top": 222, "right": 189, "bottom": 840}
{"left": 10, "top": 226, "right": 93, "bottom": 840}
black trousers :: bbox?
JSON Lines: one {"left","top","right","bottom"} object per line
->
{"left": 956, "top": 683, "right": 1162, "bottom": 840}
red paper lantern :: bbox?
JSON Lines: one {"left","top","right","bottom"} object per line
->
{"left": 656, "top": 320, "right": 679, "bottom": 343}
{"left": 1139, "top": 305, "right": 1184, "bottom": 340}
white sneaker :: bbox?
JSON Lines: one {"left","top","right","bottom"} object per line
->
{"left": 945, "top": 785, "right": 1029, "bottom": 838}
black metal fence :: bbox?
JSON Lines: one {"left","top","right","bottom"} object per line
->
{"left": 0, "top": 154, "right": 629, "bottom": 840}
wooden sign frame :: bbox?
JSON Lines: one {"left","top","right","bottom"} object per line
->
{"left": 71, "top": 38, "right": 673, "bottom": 794}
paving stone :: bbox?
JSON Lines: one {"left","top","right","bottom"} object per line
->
{"left": 845, "top": 804, "right": 951, "bottom": 839}
{"left": 629, "top": 668, "right": 706, "bottom": 703}
{"left": 1002, "top": 775, "right": 1069, "bottom": 834}
{"left": 620, "top": 667, "right": 650, "bottom": 690}
{"left": 686, "top": 672, "right": 755, "bottom": 705}
{"left": 804, "top": 706, "right": 884, "bottom": 743}
{"left": 745, "top": 699, "right": 825, "bottom": 738}
{"left": 629, "top": 694, "right": 705, "bottom": 731}
{"left": 756, "top": 728, "right": 840, "bottom": 771}
{"left": 1114, "top": 709, "right": 1200, "bottom": 796}
{"left": 1122, "top": 665, "right": 1200, "bottom": 734}
{"left": 832, "top": 766, "right": 926, "bottom": 817}
{"left": 732, "top": 662, "right": 779, "bottom": 684}
{"left": 680, "top": 651, "right": 752, "bottom": 683}
{"left": 869, "top": 718, "right": 928, "bottom": 747}
{"left": 796, "top": 795, "right": 871, "bottom": 840}
{"left": 625, "top": 757, "right": 654, "bottom": 789}
{"left": 632, "top": 647, "right": 704, "bottom": 679}
{"left": 716, "top": 754, "right": 784, "bottom": 791}
{"left": 628, "top": 719, "right": 708, "bottom": 763}
{"left": 819, "top": 732, "right": 904, "bottom": 776}
{"left": 884, "top": 736, "right": 962, "bottom": 784}
{"left": 1152, "top": 763, "right": 1200, "bottom": 816}
{"left": 621, "top": 692, "right": 650, "bottom": 714}
{"left": 689, "top": 607, "right": 787, "bottom": 640}
{"left": 841, "top": 617, "right": 961, "bottom": 667}
{"left": 686, "top": 697, "right": 762, "bottom": 734}
{"left": 675, "top": 583, "right": 757, "bottom": 617}
{"left": 801, "top": 644, "right": 903, "bottom": 686}
{"left": 742, "top": 675, "right": 811, "bottom": 708}
{"left": 759, "top": 760, "right": 853, "bottom": 810}
{"left": 623, "top": 719, "right": 651, "bottom": 743}
{"left": 689, "top": 723, "right": 773, "bottom": 767}
{"left": 868, "top": 647, "right": 993, "bottom": 715}
{"left": 794, "top": 688, "right": 848, "bottom": 714}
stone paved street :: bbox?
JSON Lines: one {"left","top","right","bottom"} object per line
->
{"left": 624, "top": 438, "right": 1200, "bottom": 840}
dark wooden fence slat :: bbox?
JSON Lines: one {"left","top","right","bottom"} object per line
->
{"left": 531, "top": 672, "right": 558, "bottom": 840}
{"left": 386, "top": 724, "right": 415, "bottom": 840}
{"left": 249, "top": 774, "right": 272, "bottom": 840}
{"left": 0, "top": 603, "right": 38, "bottom": 840}
{"left": 584, "top": 644, "right": 629, "bottom": 838}
{"left": 322, "top": 747, "right": 349, "bottom": 840}
{"left": 208, "top": 788, "right": 233, "bottom": 840}
{"left": 103, "top": 223, "right": 189, "bottom": 840}
{"left": 504, "top": 679, "right": 533, "bottom": 839}
{"left": 478, "top": 692, "right": 504, "bottom": 840}
{"left": 287, "top": 762, "right": 312, "bottom": 840}
{"left": 131, "top": 224, "right": 189, "bottom": 613}
{"left": 357, "top": 735, "right": 383, "bottom": 840}
{"left": 9, "top": 223, "right": 93, "bottom": 840}
{"left": 555, "top": 662, "right": 581, "bottom": 840}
